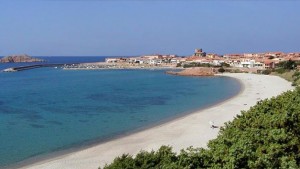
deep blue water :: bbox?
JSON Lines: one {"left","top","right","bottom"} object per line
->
{"left": 0, "top": 57, "right": 241, "bottom": 168}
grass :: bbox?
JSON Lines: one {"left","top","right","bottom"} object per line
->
{"left": 271, "top": 71, "right": 294, "bottom": 82}
{"left": 271, "top": 70, "right": 300, "bottom": 86}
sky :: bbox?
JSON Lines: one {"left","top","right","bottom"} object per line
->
{"left": 0, "top": 0, "right": 299, "bottom": 56}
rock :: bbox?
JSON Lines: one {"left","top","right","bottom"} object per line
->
{"left": 0, "top": 54, "right": 44, "bottom": 63}
{"left": 166, "top": 67, "right": 216, "bottom": 76}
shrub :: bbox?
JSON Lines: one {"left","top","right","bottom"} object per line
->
{"left": 277, "top": 60, "right": 297, "bottom": 70}
{"left": 262, "top": 69, "right": 272, "bottom": 75}
{"left": 218, "top": 67, "right": 225, "bottom": 73}
{"left": 220, "top": 62, "right": 230, "bottom": 67}
{"left": 275, "top": 68, "right": 287, "bottom": 74}
{"left": 183, "top": 62, "right": 211, "bottom": 68}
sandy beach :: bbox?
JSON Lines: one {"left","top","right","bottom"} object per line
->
{"left": 19, "top": 73, "right": 293, "bottom": 169}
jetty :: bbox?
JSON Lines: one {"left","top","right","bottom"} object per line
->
{"left": 2, "top": 64, "right": 72, "bottom": 72}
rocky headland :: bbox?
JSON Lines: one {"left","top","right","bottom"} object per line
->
{"left": 0, "top": 54, "right": 44, "bottom": 63}
{"left": 166, "top": 67, "right": 216, "bottom": 76}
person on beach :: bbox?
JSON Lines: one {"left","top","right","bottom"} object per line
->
{"left": 209, "top": 121, "right": 215, "bottom": 129}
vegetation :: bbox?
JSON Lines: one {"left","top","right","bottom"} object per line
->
{"left": 262, "top": 69, "right": 272, "bottom": 75}
{"left": 226, "top": 69, "right": 245, "bottom": 73}
{"left": 218, "top": 67, "right": 225, "bottom": 73}
{"left": 102, "top": 88, "right": 300, "bottom": 169}
{"left": 220, "top": 62, "right": 230, "bottom": 67}
{"left": 271, "top": 70, "right": 300, "bottom": 86}
{"left": 183, "top": 62, "right": 212, "bottom": 68}
{"left": 182, "top": 62, "right": 230, "bottom": 69}
{"left": 263, "top": 60, "right": 300, "bottom": 86}
{"left": 272, "top": 71, "right": 294, "bottom": 81}
{"left": 292, "top": 71, "right": 300, "bottom": 86}
{"left": 277, "top": 60, "right": 297, "bottom": 70}
{"left": 268, "top": 56, "right": 275, "bottom": 59}
{"left": 176, "top": 63, "right": 182, "bottom": 67}
{"left": 274, "top": 68, "right": 288, "bottom": 74}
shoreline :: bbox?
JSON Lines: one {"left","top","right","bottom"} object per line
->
{"left": 9, "top": 76, "right": 241, "bottom": 169}
{"left": 16, "top": 73, "right": 293, "bottom": 169}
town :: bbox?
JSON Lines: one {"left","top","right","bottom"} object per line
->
{"left": 103, "top": 49, "right": 300, "bottom": 72}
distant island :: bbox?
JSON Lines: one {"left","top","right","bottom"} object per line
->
{"left": 0, "top": 54, "right": 44, "bottom": 63}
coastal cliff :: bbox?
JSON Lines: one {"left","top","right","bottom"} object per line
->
{"left": 0, "top": 54, "right": 44, "bottom": 63}
{"left": 166, "top": 67, "right": 216, "bottom": 76}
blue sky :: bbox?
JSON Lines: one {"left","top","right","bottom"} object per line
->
{"left": 0, "top": 0, "right": 299, "bottom": 56}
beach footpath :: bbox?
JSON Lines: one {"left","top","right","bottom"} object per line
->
{"left": 20, "top": 73, "right": 293, "bottom": 169}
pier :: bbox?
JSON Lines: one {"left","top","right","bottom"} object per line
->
{"left": 2, "top": 63, "right": 75, "bottom": 72}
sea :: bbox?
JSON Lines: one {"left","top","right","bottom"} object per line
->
{"left": 0, "top": 56, "right": 241, "bottom": 168}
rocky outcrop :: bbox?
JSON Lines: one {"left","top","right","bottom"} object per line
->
{"left": 0, "top": 54, "right": 44, "bottom": 63}
{"left": 166, "top": 67, "right": 216, "bottom": 76}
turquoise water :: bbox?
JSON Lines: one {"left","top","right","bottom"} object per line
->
{"left": 0, "top": 66, "right": 241, "bottom": 167}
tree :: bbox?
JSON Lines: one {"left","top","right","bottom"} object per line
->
{"left": 220, "top": 62, "right": 230, "bottom": 67}
{"left": 277, "top": 60, "right": 297, "bottom": 70}
{"left": 218, "top": 67, "right": 225, "bottom": 73}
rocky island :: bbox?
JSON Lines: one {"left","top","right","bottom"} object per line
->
{"left": 0, "top": 54, "right": 44, "bottom": 63}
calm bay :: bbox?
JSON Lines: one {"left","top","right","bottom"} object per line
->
{"left": 0, "top": 57, "right": 241, "bottom": 168}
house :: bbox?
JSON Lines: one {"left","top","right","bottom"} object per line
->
{"left": 263, "top": 60, "right": 275, "bottom": 69}
{"left": 149, "top": 59, "right": 162, "bottom": 65}
{"left": 227, "top": 59, "right": 241, "bottom": 67}
{"left": 212, "top": 59, "right": 224, "bottom": 66}
{"left": 240, "top": 59, "right": 260, "bottom": 68}
{"left": 193, "top": 49, "right": 206, "bottom": 57}
{"left": 142, "top": 55, "right": 161, "bottom": 60}
{"left": 265, "top": 52, "right": 284, "bottom": 58}
{"left": 206, "top": 53, "right": 219, "bottom": 59}
{"left": 170, "top": 58, "right": 180, "bottom": 64}
{"left": 105, "top": 58, "right": 118, "bottom": 63}
{"left": 223, "top": 54, "right": 244, "bottom": 59}
{"left": 134, "top": 57, "right": 147, "bottom": 64}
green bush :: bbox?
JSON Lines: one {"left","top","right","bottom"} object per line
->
{"left": 220, "top": 62, "right": 230, "bottom": 67}
{"left": 277, "top": 60, "right": 297, "bottom": 70}
{"left": 218, "top": 67, "right": 225, "bottom": 73}
{"left": 183, "top": 62, "right": 211, "bottom": 68}
{"left": 103, "top": 88, "right": 300, "bottom": 169}
{"left": 176, "top": 63, "right": 182, "bottom": 67}
{"left": 291, "top": 71, "right": 300, "bottom": 86}
{"left": 275, "top": 68, "right": 287, "bottom": 74}
{"left": 262, "top": 69, "right": 272, "bottom": 75}
{"left": 233, "top": 69, "right": 243, "bottom": 73}
{"left": 206, "top": 88, "right": 300, "bottom": 168}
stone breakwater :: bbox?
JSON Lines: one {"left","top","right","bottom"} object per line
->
{"left": 166, "top": 67, "right": 217, "bottom": 76}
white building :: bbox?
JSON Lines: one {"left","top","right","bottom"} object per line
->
{"left": 105, "top": 58, "right": 118, "bottom": 63}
